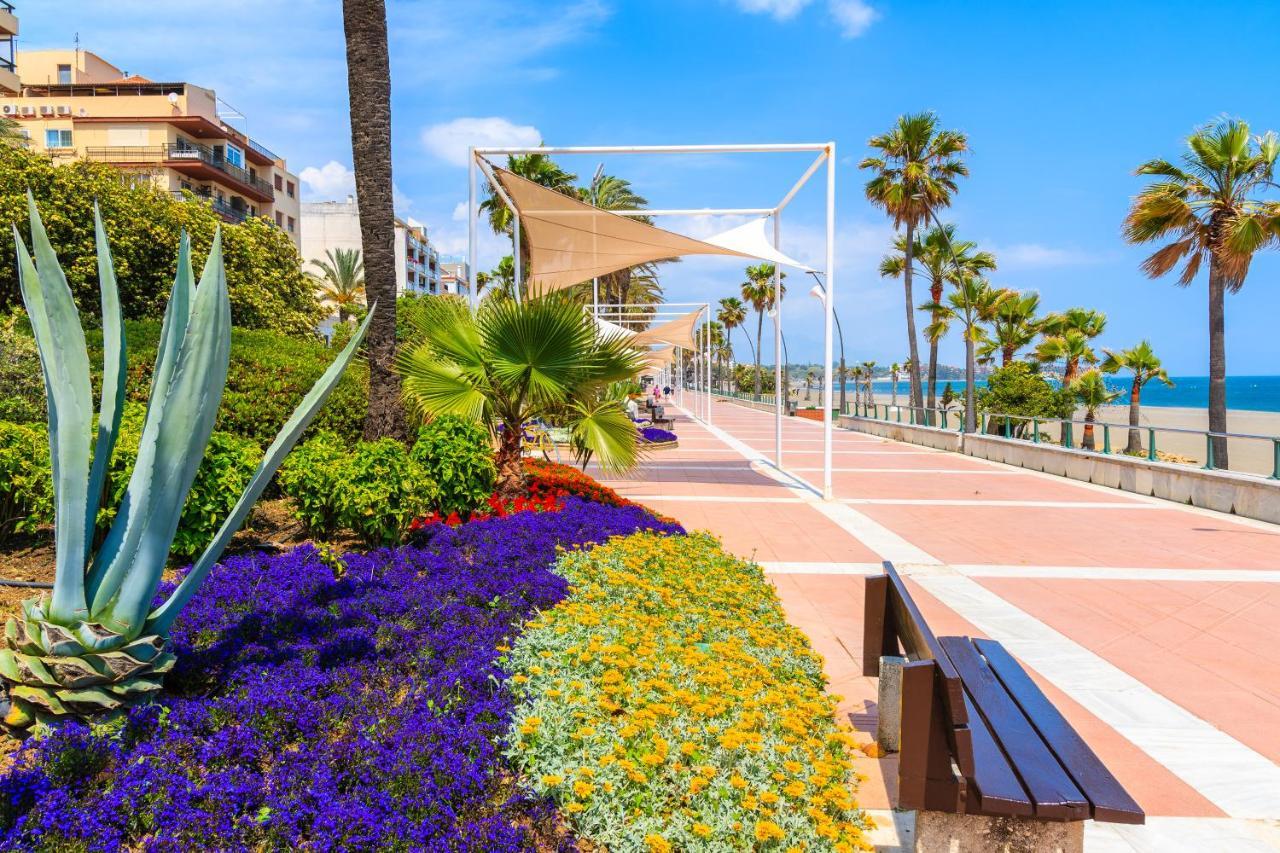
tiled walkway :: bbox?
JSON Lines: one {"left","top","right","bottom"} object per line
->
{"left": 588, "top": 394, "right": 1280, "bottom": 851}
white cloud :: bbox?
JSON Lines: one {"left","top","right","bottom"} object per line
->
{"left": 828, "top": 0, "right": 879, "bottom": 38}
{"left": 451, "top": 202, "right": 470, "bottom": 221}
{"left": 733, "top": 0, "right": 813, "bottom": 20}
{"left": 421, "top": 117, "right": 543, "bottom": 168}
{"left": 299, "top": 161, "right": 355, "bottom": 199}
{"left": 993, "top": 243, "right": 1101, "bottom": 270}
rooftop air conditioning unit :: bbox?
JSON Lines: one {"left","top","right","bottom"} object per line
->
{"left": 18, "top": 106, "right": 35, "bottom": 116}
{"left": 55, "top": 105, "right": 71, "bottom": 116}
{"left": 0, "top": 105, "right": 14, "bottom": 116}
{"left": 39, "top": 105, "right": 54, "bottom": 116}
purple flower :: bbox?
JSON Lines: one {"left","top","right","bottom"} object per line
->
{"left": 638, "top": 426, "right": 677, "bottom": 444}
{"left": 0, "top": 499, "right": 682, "bottom": 850}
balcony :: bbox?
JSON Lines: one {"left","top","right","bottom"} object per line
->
{"left": 85, "top": 144, "right": 275, "bottom": 202}
{"left": 172, "top": 190, "right": 250, "bottom": 224}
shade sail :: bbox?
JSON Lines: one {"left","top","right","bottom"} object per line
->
{"left": 702, "top": 217, "right": 815, "bottom": 272}
{"left": 630, "top": 308, "right": 704, "bottom": 350}
{"left": 490, "top": 166, "right": 754, "bottom": 294}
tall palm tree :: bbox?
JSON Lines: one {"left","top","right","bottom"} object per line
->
{"left": 476, "top": 255, "right": 516, "bottom": 302}
{"left": 397, "top": 296, "right": 644, "bottom": 495}
{"left": 342, "top": 0, "right": 403, "bottom": 440}
{"left": 881, "top": 224, "right": 994, "bottom": 412}
{"left": 580, "top": 174, "right": 659, "bottom": 313}
{"left": 717, "top": 296, "right": 752, "bottom": 370}
{"left": 921, "top": 276, "right": 1006, "bottom": 431}
{"left": 740, "top": 263, "right": 786, "bottom": 398}
{"left": 308, "top": 248, "right": 365, "bottom": 323}
{"left": 1072, "top": 369, "right": 1120, "bottom": 451}
{"left": 983, "top": 289, "right": 1041, "bottom": 366}
{"left": 1036, "top": 308, "right": 1106, "bottom": 386}
{"left": 1124, "top": 118, "right": 1280, "bottom": 468}
{"left": 889, "top": 362, "right": 901, "bottom": 409}
{"left": 804, "top": 368, "right": 815, "bottom": 401}
{"left": 861, "top": 361, "right": 877, "bottom": 410}
{"left": 861, "top": 113, "right": 969, "bottom": 421}
{"left": 1101, "top": 341, "right": 1174, "bottom": 454}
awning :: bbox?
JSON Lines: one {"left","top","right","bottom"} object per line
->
{"left": 488, "top": 165, "right": 810, "bottom": 294}
{"left": 630, "top": 308, "right": 704, "bottom": 350}
{"left": 703, "top": 217, "right": 815, "bottom": 272}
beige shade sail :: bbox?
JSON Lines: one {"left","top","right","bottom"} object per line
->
{"left": 644, "top": 344, "right": 675, "bottom": 366}
{"left": 629, "top": 308, "right": 704, "bottom": 350}
{"left": 490, "top": 166, "right": 754, "bottom": 294}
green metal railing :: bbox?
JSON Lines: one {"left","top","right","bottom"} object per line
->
{"left": 844, "top": 402, "right": 1280, "bottom": 479}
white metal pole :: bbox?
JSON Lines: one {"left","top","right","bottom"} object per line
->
{"left": 468, "top": 148, "right": 477, "bottom": 310}
{"left": 822, "top": 143, "right": 836, "bottom": 501}
{"left": 513, "top": 213, "right": 522, "bottom": 303}
{"left": 592, "top": 277, "right": 599, "bottom": 315}
{"left": 706, "top": 308, "right": 713, "bottom": 426}
{"left": 773, "top": 213, "right": 783, "bottom": 469}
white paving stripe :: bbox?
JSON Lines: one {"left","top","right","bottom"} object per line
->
{"left": 760, "top": 561, "right": 883, "bottom": 575}
{"left": 693, "top": 398, "right": 1280, "bottom": 822}
{"left": 791, "top": 467, "right": 1024, "bottom": 475}
{"left": 840, "top": 498, "right": 1157, "bottom": 508}
{"left": 909, "top": 570, "right": 1280, "bottom": 818}
{"left": 627, "top": 494, "right": 802, "bottom": 504}
{"left": 953, "top": 564, "right": 1280, "bottom": 583}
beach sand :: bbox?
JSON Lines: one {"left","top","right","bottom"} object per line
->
{"left": 862, "top": 394, "right": 1280, "bottom": 476}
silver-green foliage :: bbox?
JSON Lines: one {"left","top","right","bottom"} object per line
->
{"left": 1, "top": 196, "right": 371, "bottom": 728}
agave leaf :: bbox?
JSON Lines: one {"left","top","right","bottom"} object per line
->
{"left": 90, "top": 231, "right": 232, "bottom": 634}
{"left": 146, "top": 307, "right": 376, "bottom": 637}
{"left": 84, "top": 203, "right": 127, "bottom": 548}
{"left": 15, "top": 195, "right": 94, "bottom": 623}
{"left": 85, "top": 234, "right": 195, "bottom": 604}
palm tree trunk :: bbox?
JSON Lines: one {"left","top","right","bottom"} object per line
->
{"left": 1126, "top": 378, "right": 1143, "bottom": 454}
{"left": 1208, "top": 264, "right": 1228, "bottom": 468}
{"left": 926, "top": 341, "right": 939, "bottom": 419}
{"left": 495, "top": 423, "right": 525, "bottom": 499}
{"left": 343, "top": 0, "right": 405, "bottom": 442}
{"left": 753, "top": 311, "right": 764, "bottom": 399}
{"left": 1002, "top": 346, "right": 1014, "bottom": 366}
{"left": 1083, "top": 411, "right": 1096, "bottom": 451}
{"left": 964, "top": 331, "right": 977, "bottom": 432}
{"left": 902, "top": 222, "right": 924, "bottom": 420}
{"left": 891, "top": 373, "right": 898, "bottom": 408}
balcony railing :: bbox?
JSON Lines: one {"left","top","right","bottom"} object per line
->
{"left": 248, "top": 139, "right": 280, "bottom": 163}
{"left": 86, "top": 144, "right": 275, "bottom": 199}
{"left": 172, "top": 190, "right": 249, "bottom": 223}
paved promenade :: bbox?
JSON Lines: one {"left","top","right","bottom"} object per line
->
{"left": 589, "top": 394, "right": 1280, "bottom": 851}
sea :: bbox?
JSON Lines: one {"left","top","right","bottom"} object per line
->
{"left": 861, "top": 376, "right": 1280, "bottom": 413}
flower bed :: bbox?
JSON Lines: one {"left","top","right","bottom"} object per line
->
{"left": 638, "top": 426, "right": 678, "bottom": 448}
{"left": 0, "top": 499, "right": 683, "bottom": 850}
{"left": 525, "top": 459, "right": 632, "bottom": 507}
{"left": 503, "top": 532, "right": 871, "bottom": 851}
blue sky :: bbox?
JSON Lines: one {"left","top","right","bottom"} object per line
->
{"left": 22, "top": 0, "right": 1280, "bottom": 373}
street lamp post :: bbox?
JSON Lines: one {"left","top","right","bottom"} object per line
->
{"left": 809, "top": 274, "right": 846, "bottom": 416}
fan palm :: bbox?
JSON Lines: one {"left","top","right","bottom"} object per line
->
{"left": 397, "top": 296, "right": 644, "bottom": 495}
{"left": 889, "top": 362, "right": 901, "bottom": 408}
{"left": 861, "top": 361, "right": 876, "bottom": 410}
{"left": 984, "top": 289, "right": 1041, "bottom": 366}
{"left": 308, "top": 248, "right": 365, "bottom": 322}
{"left": 1072, "top": 369, "right": 1120, "bottom": 451}
{"left": 1036, "top": 308, "right": 1105, "bottom": 386}
{"left": 921, "top": 276, "right": 1006, "bottom": 431}
{"left": 1101, "top": 341, "right": 1174, "bottom": 454}
{"left": 741, "top": 264, "right": 785, "bottom": 398}
{"left": 881, "top": 224, "right": 994, "bottom": 412}
{"left": 1124, "top": 118, "right": 1280, "bottom": 467}
{"left": 717, "top": 296, "right": 752, "bottom": 369}
{"left": 862, "top": 113, "right": 969, "bottom": 420}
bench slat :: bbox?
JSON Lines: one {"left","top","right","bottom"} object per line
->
{"left": 883, "top": 563, "right": 968, "bottom": 727}
{"left": 975, "top": 639, "right": 1145, "bottom": 825}
{"left": 959, "top": 690, "right": 1034, "bottom": 817}
{"left": 940, "top": 636, "right": 1090, "bottom": 821}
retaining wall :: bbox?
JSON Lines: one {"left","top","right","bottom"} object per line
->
{"left": 837, "top": 415, "right": 963, "bottom": 452}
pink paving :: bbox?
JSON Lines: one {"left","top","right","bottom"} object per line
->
{"left": 603, "top": 394, "right": 1280, "bottom": 823}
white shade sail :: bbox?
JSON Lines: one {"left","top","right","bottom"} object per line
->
{"left": 629, "top": 308, "right": 705, "bottom": 351}
{"left": 702, "top": 217, "right": 815, "bottom": 272}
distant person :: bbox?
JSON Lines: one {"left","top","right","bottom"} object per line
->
{"left": 663, "top": 385, "right": 671, "bottom": 396}
{"left": 626, "top": 396, "right": 640, "bottom": 420}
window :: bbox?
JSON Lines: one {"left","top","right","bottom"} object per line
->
{"left": 287, "top": 216, "right": 295, "bottom": 233}
{"left": 286, "top": 180, "right": 295, "bottom": 198}
{"left": 275, "top": 211, "right": 284, "bottom": 226}
{"left": 274, "top": 174, "right": 283, "bottom": 191}
{"left": 57, "top": 64, "right": 72, "bottom": 84}
{"left": 224, "top": 144, "right": 244, "bottom": 169}
{"left": 44, "top": 128, "right": 72, "bottom": 149}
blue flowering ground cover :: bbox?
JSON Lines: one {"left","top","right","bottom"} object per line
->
{"left": 638, "top": 426, "right": 677, "bottom": 445}
{"left": 0, "top": 498, "right": 682, "bottom": 852}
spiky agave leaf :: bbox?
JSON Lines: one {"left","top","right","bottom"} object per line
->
{"left": 14, "top": 195, "right": 94, "bottom": 624}
{"left": 84, "top": 202, "right": 127, "bottom": 548}
{"left": 145, "top": 306, "right": 376, "bottom": 636}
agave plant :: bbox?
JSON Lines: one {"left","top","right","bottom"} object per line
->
{"left": 0, "top": 196, "right": 371, "bottom": 732}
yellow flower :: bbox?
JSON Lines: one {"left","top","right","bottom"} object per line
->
{"left": 692, "top": 822, "right": 712, "bottom": 838}
{"left": 564, "top": 802, "right": 584, "bottom": 814}
{"left": 573, "top": 780, "right": 594, "bottom": 798}
{"left": 754, "top": 820, "right": 786, "bottom": 842}
{"left": 730, "top": 775, "right": 747, "bottom": 790}
{"left": 540, "top": 774, "right": 563, "bottom": 787}
{"left": 644, "top": 834, "right": 672, "bottom": 853}
{"left": 784, "top": 781, "right": 806, "bottom": 798}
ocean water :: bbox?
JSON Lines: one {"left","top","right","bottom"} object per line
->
{"left": 860, "top": 376, "right": 1280, "bottom": 413}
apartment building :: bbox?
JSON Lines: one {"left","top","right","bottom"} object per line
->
{"left": 300, "top": 197, "right": 453, "bottom": 300}
{"left": 3, "top": 48, "right": 301, "bottom": 247}
{"left": 438, "top": 259, "right": 471, "bottom": 296}
{"left": 0, "top": 4, "right": 18, "bottom": 95}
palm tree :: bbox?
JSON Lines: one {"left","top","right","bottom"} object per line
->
{"left": 804, "top": 368, "right": 815, "bottom": 401}
{"left": 740, "top": 263, "right": 786, "bottom": 398}
{"left": 342, "top": 0, "right": 403, "bottom": 440}
{"left": 881, "top": 224, "right": 994, "bottom": 413}
{"left": 862, "top": 113, "right": 969, "bottom": 421}
{"left": 397, "top": 296, "right": 644, "bottom": 496}
{"left": 477, "top": 256, "right": 516, "bottom": 302}
{"left": 1101, "top": 341, "right": 1174, "bottom": 454}
{"left": 861, "top": 361, "right": 877, "bottom": 410}
{"left": 984, "top": 289, "right": 1041, "bottom": 366}
{"left": 921, "top": 276, "right": 1006, "bottom": 431}
{"left": 1124, "top": 118, "right": 1280, "bottom": 468}
{"left": 889, "top": 362, "right": 901, "bottom": 409}
{"left": 308, "top": 248, "right": 365, "bottom": 322}
{"left": 717, "top": 296, "right": 752, "bottom": 370}
{"left": 580, "top": 173, "right": 660, "bottom": 312}
{"left": 1072, "top": 369, "right": 1120, "bottom": 451}
{"left": 1036, "top": 308, "right": 1106, "bottom": 386}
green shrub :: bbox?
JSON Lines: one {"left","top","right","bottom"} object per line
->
{"left": 0, "top": 407, "right": 259, "bottom": 557}
{"left": 84, "top": 320, "right": 367, "bottom": 446}
{"left": 279, "top": 433, "right": 437, "bottom": 547}
{"left": 976, "top": 362, "right": 1073, "bottom": 435}
{"left": 0, "top": 421, "right": 53, "bottom": 535}
{"left": 0, "top": 312, "right": 45, "bottom": 424}
{"left": 411, "top": 416, "right": 496, "bottom": 516}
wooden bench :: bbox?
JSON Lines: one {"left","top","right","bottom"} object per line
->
{"left": 863, "top": 561, "right": 1144, "bottom": 828}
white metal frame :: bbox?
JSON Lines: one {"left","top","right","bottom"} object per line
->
{"left": 592, "top": 302, "right": 713, "bottom": 426}
{"left": 466, "top": 142, "right": 837, "bottom": 500}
